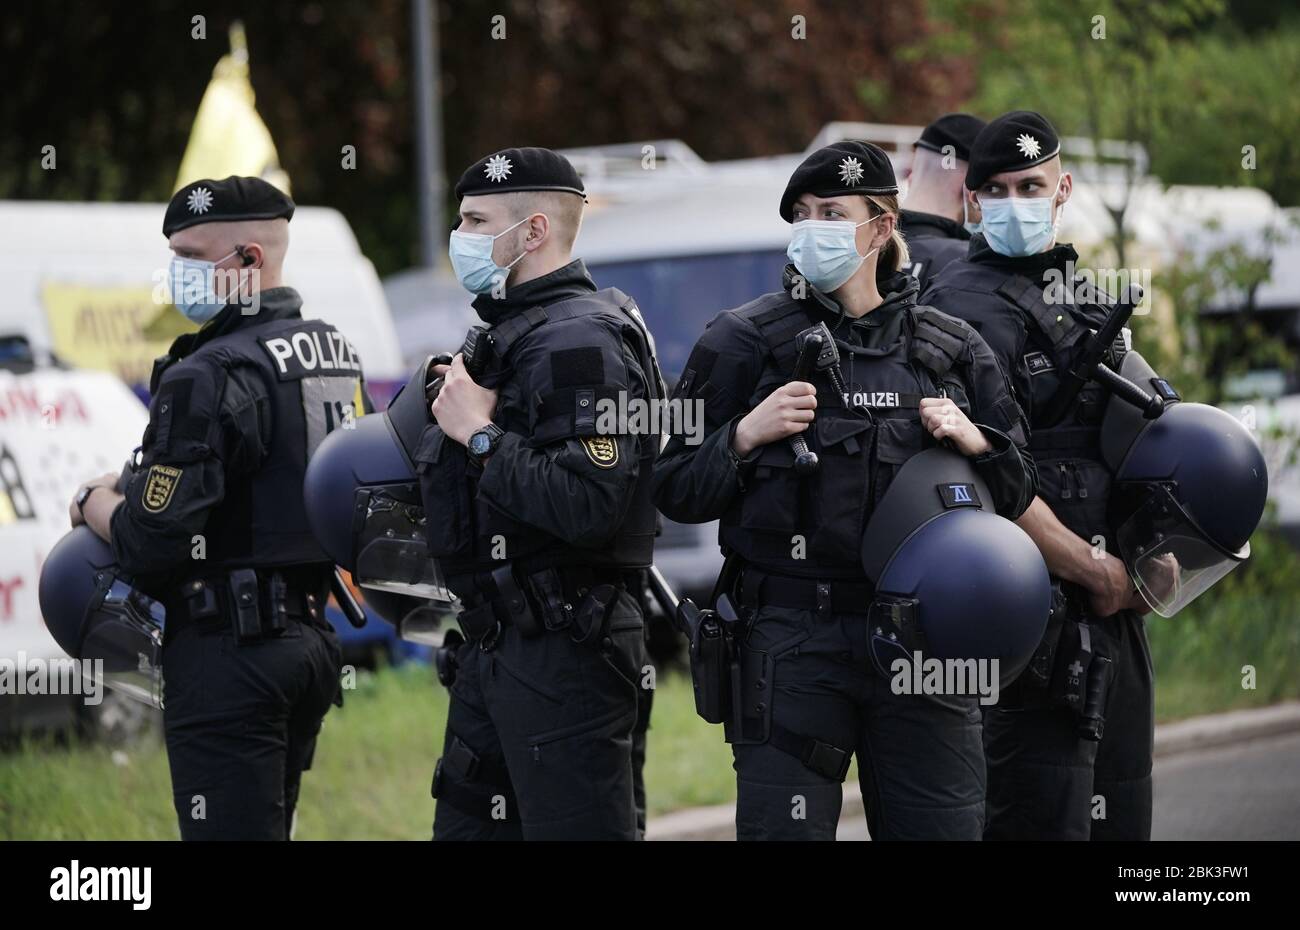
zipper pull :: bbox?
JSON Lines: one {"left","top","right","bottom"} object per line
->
{"left": 1058, "top": 463, "right": 1073, "bottom": 500}
{"left": 1074, "top": 462, "right": 1088, "bottom": 499}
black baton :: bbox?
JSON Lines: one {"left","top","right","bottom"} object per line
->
{"left": 788, "top": 331, "right": 822, "bottom": 475}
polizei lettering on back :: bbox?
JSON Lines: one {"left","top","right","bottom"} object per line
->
{"left": 261, "top": 328, "right": 361, "bottom": 380}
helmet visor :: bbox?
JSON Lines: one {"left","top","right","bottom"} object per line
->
{"left": 353, "top": 486, "right": 455, "bottom": 603}
{"left": 1116, "top": 484, "right": 1248, "bottom": 618}
{"left": 80, "top": 578, "right": 166, "bottom": 708}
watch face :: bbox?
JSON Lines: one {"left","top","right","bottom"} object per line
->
{"left": 469, "top": 432, "right": 491, "bottom": 456}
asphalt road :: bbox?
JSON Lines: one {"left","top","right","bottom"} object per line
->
{"left": 833, "top": 731, "right": 1300, "bottom": 841}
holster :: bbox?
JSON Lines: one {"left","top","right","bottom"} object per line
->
{"left": 489, "top": 563, "right": 542, "bottom": 639}
{"left": 570, "top": 583, "right": 616, "bottom": 646}
{"left": 1021, "top": 583, "right": 1069, "bottom": 690}
{"left": 680, "top": 600, "right": 732, "bottom": 725}
{"left": 1021, "top": 583, "right": 1113, "bottom": 743}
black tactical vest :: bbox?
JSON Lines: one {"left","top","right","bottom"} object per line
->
{"left": 435, "top": 288, "right": 665, "bottom": 576}
{"left": 150, "top": 316, "right": 363, "bottom": 573}
{"left": 969, "top": 274, "right": 1119, "bottom": 548}
{"left": 720, "top": 295, "right": 972, "bottom": 579}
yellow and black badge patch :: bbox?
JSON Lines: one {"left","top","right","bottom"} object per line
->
{"left": 581, "top": 436, "right": 619, "bottom": 469}
{"left": 142, "top": 465, "right": 183, "bottom": 513}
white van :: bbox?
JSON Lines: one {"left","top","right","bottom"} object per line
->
{"left": 0, "top": 200, "right": 407, "bottom": 389}
{"left": 0, "top": 201, "right": 407, "bottom": 735}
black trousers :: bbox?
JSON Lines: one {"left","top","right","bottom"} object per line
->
{"left": 432, "top": 589, "right": 647, "bottom": 840}
{"left": 161, "top": 615, "right": 342, "bottom": 841}
{"left": 983, "top": 609, "right": 1154, "bottom": 840}
{"left": 731, "top": 604, "right": 986, "bottom": 841}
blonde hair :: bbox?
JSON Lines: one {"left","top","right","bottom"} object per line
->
{"left": 863, "top": 194, "right": 909, "bottom": 277}
{"left": 503, "top": 190, "right": 584, "bottom": 251}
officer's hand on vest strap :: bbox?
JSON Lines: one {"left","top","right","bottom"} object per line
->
{"left": 733, "top": 382, "right": 817, "bottom": 458}
{"left": 430, "top": 354, "right": 499, "bottom": 446}
{"left": 919, "top": 397, "right": 991, "bottom": 457}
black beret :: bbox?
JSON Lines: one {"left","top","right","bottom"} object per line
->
{"left": 454, "top": 147, "right": 585, "bottom": 200}
{"left": 914, "top": 113, "right": 986, "bottom": 163}
{"left": 163, "top": 176, "right": 294, "bottom": 237}
{"left": 779, "top": 141, "right": 898, "bottom": 222}
{"left": 965, "top": 110, "right": 1062, "bottom": 190}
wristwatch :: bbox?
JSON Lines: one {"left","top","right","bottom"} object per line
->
{"left": 466, "top": 423, "right": 505, "bottom": 465}
{"left": 75, "top": 485, "right": 99, "bottom": 519}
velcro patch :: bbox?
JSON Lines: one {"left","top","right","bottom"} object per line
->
{"left": 142, "top": 465, "right": 183, "bottom": 513}
{"left": 1025, "top": 351, "right": 1055, "bottom": 376}
{"left": 581, "top": 436, "right": 619, "bottom": 469}
{"left": 938, "top": 482, "right": 981, "bottom": 509}
{"left": 551, "top": 347, "right": 605, "bottom": 389}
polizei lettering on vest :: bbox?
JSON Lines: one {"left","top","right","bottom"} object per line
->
{"left": 841, "top": 391, "right": 901, "bottom": 408}
{"left": 264, "top": 330, "right": 360, "bottom": 376}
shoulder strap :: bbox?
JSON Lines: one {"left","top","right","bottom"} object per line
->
{"left": 608, "top": 290, "right": 666, "bottom": 403}
{"left": 908, "top": 306, "right": 970, "bottom": 384}
{"left": 996, "top": 274, "right": 1087, "bottom": 352}
{"left": 485, "top": 305, "right": 551, "bottom": 359}
{"left": 488, "top": 291, "right": 667, "bottom": 402}
{"left": 748, "top": 300, "right": 815, "bottom": 374}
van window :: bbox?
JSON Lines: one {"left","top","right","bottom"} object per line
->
{"left": 589, "top": 249, "right": 787, "bottom": 377}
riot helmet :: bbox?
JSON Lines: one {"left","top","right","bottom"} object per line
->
{"left": 1102, "top": 352, "right": 1268, "bottom": 616}
{"left": 862, "top": 448, "right": 1051, "bottom": 685}
{"left": 38, "top": 526, "right": 166, "bottom": 708}
{"left": 303, "top": 357, "right": 459, "bottom": 629}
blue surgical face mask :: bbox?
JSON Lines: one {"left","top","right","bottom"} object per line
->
{"left": 448, "top": 215, "right": 534, "bottom": 295}
{"left": 962, "top": 198, "right": 981, "bottom": 236}
{"left": 978, "top": 177, "right": 1064, "bottom": 257}
{"left": 169, "top": 249, "right": 240, "bottom": 324}
{"left": 787, "top": 216, "right": 879, "bottom": 294}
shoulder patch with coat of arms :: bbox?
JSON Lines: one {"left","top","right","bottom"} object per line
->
{"left": 142, "top": 464, "right": 183, "bottom": 513}
{"left": 581, "top": 436, "right": 619, "bottom": 469}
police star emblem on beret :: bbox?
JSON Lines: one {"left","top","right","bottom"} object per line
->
{"left": 186, "top": 187, "right": 214, "bottom": 215}
{"left": 838, "top": 156, "right": 865, "bottom": 186}
{"left": 1015, "top": 134, "right": 1042, "bottom": 159}
{"left": 483, "top": 154, "right": 513, "bottom": 183}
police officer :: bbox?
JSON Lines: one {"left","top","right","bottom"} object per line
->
{"left": 925, "top": 111, "right": 1156, "bottom": 840}
{"left": 67, "top": 176, "right": 362, "bottom": 840}
{"left": 653, "top": 141, "right": 1037, "bottom": 840}
{"left": 899, "top": 113, "right": 986, "bottom": 291}
{"left": 421, "top": 148, "right": 663, "bottom": 841}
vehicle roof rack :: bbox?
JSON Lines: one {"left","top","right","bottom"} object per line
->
{"left": 558, "top": 140, "right": 709, "bottom": 183}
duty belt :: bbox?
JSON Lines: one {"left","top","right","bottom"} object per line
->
{"left": 171, "top": 567, "right": 328, "bottom": 641}
{"left": 453, "top": 563, "right": 637, "bottom": 649}
{"left": 740, "top": 568, "right": 876, "bottom": 616}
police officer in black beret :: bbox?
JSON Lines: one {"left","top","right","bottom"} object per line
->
{"left": 654, "top": 141, "right": 1037, "bottom": 840}
{"left": 925, "top": 111, "right": 1156, "bottom": 840}
{"left": 899, "top": 113, "right": 986, "bottom": 291}
{"left": 421, "top": 147, "right": 665, "bottom": 840}
{"left": 68, "top": 175, "right": 366, "bottom": 839}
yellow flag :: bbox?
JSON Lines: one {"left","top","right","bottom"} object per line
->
{"left": 173, "top": 21, "right": 291, "bottom": 194}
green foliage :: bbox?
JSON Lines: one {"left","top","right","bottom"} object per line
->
{"left": 1141, "top": 218, "right": 1298, "bottom": 404}
{"left": 1147, "top": 527, "right": 1300, "bottom": 721}
{"left": 920, "top": 0, "right": 1300, "bottom": 208}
